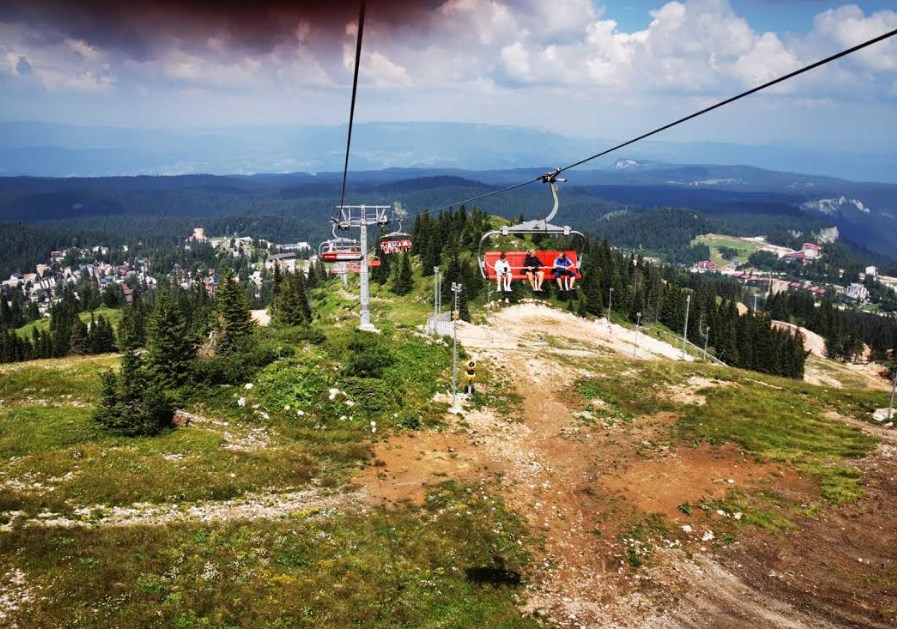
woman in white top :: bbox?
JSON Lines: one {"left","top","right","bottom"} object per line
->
{"left": 494, "top": 252, "right": 512, "bottom": 292}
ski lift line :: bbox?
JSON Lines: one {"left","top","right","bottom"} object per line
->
{"left": 409, "top": 26, "right": 897, "bottom": 220}
{"left": 424, "top": 177, "right": 543, "bottom": 216}
{"left": 337, "top": 0, "right": 366, "bottom": 215}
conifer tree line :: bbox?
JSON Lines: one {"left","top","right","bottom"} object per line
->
{"left": 766, "top": 291, "right": 897, "bottom": 364}
{"left": 576, "top": 238, "right": 807, "bottom": 378}
{"left": 95, "top": 264, "right": 327, "bottom": 436}
{"left": 0, "top": 290, "right": 116, "bottom": 363}
{"left": 410, "top": 207, "right": 488, "bottom": 319}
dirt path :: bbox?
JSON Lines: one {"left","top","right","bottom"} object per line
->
{"left": 470, "top": 303, "right": 694, "bottom": 362}
{"left": 354, "top": 305, "right": 859, "bottom": 627}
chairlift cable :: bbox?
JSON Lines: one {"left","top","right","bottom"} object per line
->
{"left": 411, "top": 26, "right": 897, "bottom": 219}
{"left": 337, "top": 0, "right": 367, "bottom": 216}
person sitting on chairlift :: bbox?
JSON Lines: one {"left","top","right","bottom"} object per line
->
{"left": 494, "top": 252, "right": 512, "bottom": 293}
{"left": 552, "top": 252, "right": 576, "bottom": 291}
{"left": 523, "top": 249, "right": 545, "bottom": 292}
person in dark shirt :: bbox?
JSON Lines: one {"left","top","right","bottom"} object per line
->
{"left": 523, "top": 250, "right": 544, "bottom": 291}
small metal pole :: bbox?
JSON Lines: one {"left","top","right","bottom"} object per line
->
{"left": 450, "top": 282, "right": 463, "bottom": 413}
{"left": 681, "top": 293, "right": 691, "bottom": 360}
{"left": 608, "top": 287, "right": 614, "bottom": 327}
{"left": 703, "top": 326, "right": 710, "bottom": 362}
{"left": 432, "top": 266, "right": 440, "bottom": 334}
{"left": 888, "top": 365, "right": 896, "bottom": 421}
{"left": 753, "top": 294, "right": 758, "bottom": 312}
{"left": 632, "top": 311, "right": 641, "bottom": 359}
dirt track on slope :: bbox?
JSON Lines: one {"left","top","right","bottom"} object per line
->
{"left": 354, "top": 305, "right": 897, "bottom": 627}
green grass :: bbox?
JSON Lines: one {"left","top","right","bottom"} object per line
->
{"left": 15, "top": 307, "right": 122, "bottom": 339}
{"left": 0, "top": 402, "right": 322, "bottom": 514}
{"left": 0, "top": 319, "right": 461, "bottom": 514}
{"left": 574, "top": 362, "right": 679, "bottom": 421}
{"left": 0, "top": 354, "right": 119, "bottom": 404}
{"left": 679, "top": 372, "right": 880, "bottom": 504}
{"left": 693, "top": 233, "right": 762, "bottom": 268}
{"left": 0, "top": 483, "right": 537, "bottom": 629}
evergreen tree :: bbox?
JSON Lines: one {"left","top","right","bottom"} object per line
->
{"left": 0, "top": 294, "right": 11, "bottom": 328}
{"left": 89, "top": 315, "right": 117, "bottom": 354}
{"left": 94, "top": 351, "right": 173, "bottom": 437}
{"left": 118, "top": 296, "right": 147, "bottom": 351}
{"left": 216, "top": 268, "right": 254, "bottom": 354}
{"left": 305, "top": 261, "right": 319, "bottom": 290}
{"left": 146, "top": 291, "right": 195, "bottom": 389}
{"left": 392, "top": 252, "right": 414, "bottom": 296}
{"left": 69, "top": 317, "right": 89, "bottom": 355}
{"left": 274, "top": 269, "right": 312, "bottom": 327}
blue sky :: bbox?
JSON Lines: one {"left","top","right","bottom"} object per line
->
{"left": 0, "top": 0, "right": 895, "bottom": 153}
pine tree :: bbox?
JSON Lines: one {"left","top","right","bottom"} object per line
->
{"left": 0, "top": 295, "right": 11, "bottom": 329}
{"left": 89, "top": 315, "right": 117, "bottom": 354}
{"left": 69, "top": 317, "right": 89, "bottom": 355}
{"left": 94, "top": 351, "right": 173, "bottom": 437}
{"left": 147, "top": 291, "right": 195, "bottom": 389}
{"left": 216, "top": 268, "right": 254, "bottom": 354}
{"left": 274, "top": 270, "right": 312, "bottom": 327}
{"left": 118, "top": 296, "right": 147, "bottom": 352}
{"left": 392, "top": 252, "right": 414, "bottom": 296}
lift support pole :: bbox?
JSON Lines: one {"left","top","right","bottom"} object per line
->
{"left": 335, "top": 204, "right": 390, "bottom": 332}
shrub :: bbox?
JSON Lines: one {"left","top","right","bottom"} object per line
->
{"left": 94, "top": 352, "right": 173, "bottom": 437}
{"left": 193, "top": 336, "right": 288, "bottom": 386}
{"left": 340, "top": 376, "right": 400, "bottom": 418}
{"left": 344, "top": 330, "right": 395, "bottom": 378}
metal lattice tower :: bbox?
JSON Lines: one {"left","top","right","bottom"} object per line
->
{"left": 335, "top": 204, "right": 390, "bottom": 332}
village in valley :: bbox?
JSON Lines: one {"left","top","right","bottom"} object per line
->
{"left": 1, "top": 227, "right": 314, "bottom": 322}
{"left": 692, "top": 232, "right": 897, "bottom": 310}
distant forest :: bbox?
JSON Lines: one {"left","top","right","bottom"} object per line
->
{"left": 1, "top": 173, "right": 896, "bottom": 278}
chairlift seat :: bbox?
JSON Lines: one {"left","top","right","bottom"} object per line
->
{"left": 380, "top": 238, "right": 412, "bottom": 254}
{"left": 347, "top": 258, "right": 382, "bottom": 272}
{"left": 482, "top": 250, "right": 581, "bottom": 281}
{"left": 320, "top": 242, "right": 364, "bottom": 262}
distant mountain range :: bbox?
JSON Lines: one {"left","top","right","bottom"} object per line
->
{"left": 2, "top": 121, "right": 896, "bottom": 183}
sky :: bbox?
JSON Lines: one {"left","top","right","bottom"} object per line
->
{"left": 1, "top": 0, "right": 896, "bottom": 152}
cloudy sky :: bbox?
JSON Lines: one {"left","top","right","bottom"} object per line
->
{"left": 1, "top": 0, "right": 896, "bottom": 151}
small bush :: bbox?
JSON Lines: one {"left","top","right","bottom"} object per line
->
{"left": 193, "top": 336, "right": 288, "bottom": 386}
{"left": 340, "top": 377, "right": 400, "bottom": 418}
{"left": 94, "top": 353, "right": 173, "bottom": 437}
{"left": 344, "top": 330, "right": 395, "bottom": 378}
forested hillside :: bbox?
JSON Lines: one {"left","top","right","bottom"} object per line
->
{"left": 2, "top": 170, "right": 896, "bottom": 279}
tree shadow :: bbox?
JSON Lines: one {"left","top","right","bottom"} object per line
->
{"left": 465, "top": 556, "right": 522, "bottom": 587}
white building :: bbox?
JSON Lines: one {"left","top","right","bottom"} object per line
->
{"left": 801, "top": 243, "right": 821, "bottom": 260}
{"left": 265, "top": 252, "right": 297, "bottom": 273}
{"left": 844, "top": 283, "right": 870, "bottom": 302}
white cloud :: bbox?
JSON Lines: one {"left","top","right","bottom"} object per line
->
{"left": 1, "top": 0, "right": 895, "bottom": 141}
{"left": 65, "top": 38, "right": 105, "bottom": 63}
{"left": 366, "top": 51, "right": 411, "bottom": 87}
{"left": 809, "top": 6, "right": 897, "bottom": 72}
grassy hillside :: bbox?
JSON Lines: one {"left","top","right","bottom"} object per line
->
{"left": 15, "top": 307, "right": 122, "bottom": 340}
{"left": 1, "top": 275, "right": 895, "bottom": 627}
{"left": 693, "top": 233, "right": 763, "bottom": 268}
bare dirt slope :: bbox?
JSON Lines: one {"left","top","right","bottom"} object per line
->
{"left": 355, "top": 304, "right": 897, "bottom": 627}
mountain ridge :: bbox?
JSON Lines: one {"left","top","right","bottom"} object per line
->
{"left": 2, "top": 120, "right": 896, "bottom": 183}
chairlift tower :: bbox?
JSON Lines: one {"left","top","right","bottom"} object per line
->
{"left": 335, "top": 204, "right": 390, "bottom": 332}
